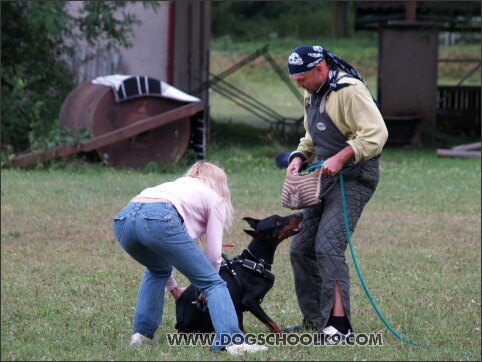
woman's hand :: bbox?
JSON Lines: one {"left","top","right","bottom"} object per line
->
{"left": 169, "top": 286, "right": 187, "bottom": 302}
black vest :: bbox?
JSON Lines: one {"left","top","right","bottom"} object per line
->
{"left": 306, "top": 78, "right": 380, "bottom": 193}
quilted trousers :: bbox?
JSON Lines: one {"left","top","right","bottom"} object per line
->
{"left": 289, "top": 177, "right": 376, "bottom": 331}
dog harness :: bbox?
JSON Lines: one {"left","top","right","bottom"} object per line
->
{"left": 221, "top": 251, "right": 275, "bottom": 285}
{"left": 231, "top": 249, "right": 275, "bottom": 282}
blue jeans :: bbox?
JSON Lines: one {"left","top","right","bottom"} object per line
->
{"left": 113, "top": 202, "right": 243, "bottom": 351}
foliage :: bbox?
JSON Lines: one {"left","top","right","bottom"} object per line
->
{"left": 0, "top": 1, "right": 159, "bottom": 153}
{"left": 211, "top": 1, "right": 352, "bottom": 40}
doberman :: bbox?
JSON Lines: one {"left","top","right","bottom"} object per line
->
{"left": 173, "top": 212, "right": 303, "bottom": 334}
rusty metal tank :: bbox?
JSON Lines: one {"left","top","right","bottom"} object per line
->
{"left": 58, "top": 79, "right": 192, "bottom": 169}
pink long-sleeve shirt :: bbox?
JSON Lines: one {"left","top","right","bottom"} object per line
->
{"left": 134, "top": 177, "right": 227, "bottom": 290}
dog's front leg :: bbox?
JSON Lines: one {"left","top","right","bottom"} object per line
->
{"left": 265, "top": 320, "right": 282, "bottom": 334}
{"left": 243, "top": 300, "right": 282, "bottom": 334}
{"left": 237, "top": 312, "right": 245, "bottom": 332}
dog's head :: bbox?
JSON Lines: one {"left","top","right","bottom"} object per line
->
{"left": 242, "top": 212, "right": 303, "bottom": 246}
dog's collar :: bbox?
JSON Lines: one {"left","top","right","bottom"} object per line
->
{"left": 246, "top": 248, "right": 272, "bottom": 267}
{"left": 233, "top": 253, "right": 275, "bottom": 281}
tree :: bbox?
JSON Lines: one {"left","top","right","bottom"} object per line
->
{"left": 1, "top": 1, "right": 159, "bottom": 153}
{"left": 210, "top": 1, "right": 342, "bottom": 40}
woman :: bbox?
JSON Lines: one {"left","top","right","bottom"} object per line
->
{"left": 113, "top": 161, "right": 267, "bottom": 355}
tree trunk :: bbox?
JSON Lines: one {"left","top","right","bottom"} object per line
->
{"left": 331, "top": 1, "right": 348, "bottom": 39}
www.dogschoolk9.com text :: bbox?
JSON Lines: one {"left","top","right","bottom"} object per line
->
{"left": 166, "top": 332, "right": 383, "bottom": 347}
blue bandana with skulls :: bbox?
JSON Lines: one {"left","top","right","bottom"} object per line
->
{"left": 287, "top": 45, "right": 367, "bottom": 92}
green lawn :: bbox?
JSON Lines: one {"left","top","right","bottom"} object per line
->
{"left": 1, "top": 145, "right": 480, "bottom": 361}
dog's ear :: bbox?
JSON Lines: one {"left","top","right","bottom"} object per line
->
{"left": 243, "top": 229, "right": 261, "bottom": 238}
{"left": 242, "top": 217, "right": 260, "bottom": 229}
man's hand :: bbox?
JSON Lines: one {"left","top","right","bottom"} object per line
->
{"left": 320, "top": 156, "right": 344, "bottom": 176}
{"left": 287, "top": 157, "right": 303, "bottom": 175}
{"left": 321, "top": 145, "right": 355, "bottom": 176}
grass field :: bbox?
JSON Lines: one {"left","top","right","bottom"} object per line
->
{"left": 1, "top": 143, "right": 480, "bottom": 361}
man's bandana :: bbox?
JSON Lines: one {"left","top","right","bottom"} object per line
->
{"left": 287, "top": 45, "right": 367, "bottom": 92}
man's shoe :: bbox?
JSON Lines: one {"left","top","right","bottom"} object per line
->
{"left": 283, "top": 320, "right": 318, "bottom": 333}
{"left": 316, "top": 325, "right": 354, "bottom": 345}
{"left": 130, "top": 332, "right": 155, "bottom": 346}
{"left": 226, "top": 343, "right": 268, "bottom": 356}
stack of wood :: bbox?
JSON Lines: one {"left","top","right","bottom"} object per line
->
{"left": 436, "top": 142, "right": 481, "bottom": 158}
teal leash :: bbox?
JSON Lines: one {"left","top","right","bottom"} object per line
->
{"left": 296, "top": 161, "right": 324, "bottom": 175}
{"left": 338, "top": 172, "right": 478, "bottom": 358}
{"left": 306, "top": 162, "right": 323, "bottom": 173}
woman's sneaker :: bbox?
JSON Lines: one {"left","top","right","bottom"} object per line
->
{"left": 226, "top": 343, "right": 268, "bottom": 356}
{"left": 130, "top": 332, "right": 155, "bottom": 346}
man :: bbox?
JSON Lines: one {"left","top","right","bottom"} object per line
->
{"left": 284, "top": 45, "right": 388, "bottom": 342}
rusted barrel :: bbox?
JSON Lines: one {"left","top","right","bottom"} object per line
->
{"left": 58, "top": 79, "right": 192, "bottom": 169}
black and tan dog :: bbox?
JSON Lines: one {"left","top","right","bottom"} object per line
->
{"left": 172, "top": 212, "right": 303, "bottom": 335}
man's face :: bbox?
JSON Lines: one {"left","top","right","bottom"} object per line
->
{"left": 290, "top": 65, "right": 324, "bottom": 94}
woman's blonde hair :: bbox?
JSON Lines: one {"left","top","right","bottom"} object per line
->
{"left": 185, "top": 160, "right": 234, "bottom": 231}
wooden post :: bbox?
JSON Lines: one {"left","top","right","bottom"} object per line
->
{"left": 405, "top": 1, "right": 417, "bottom": 21}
